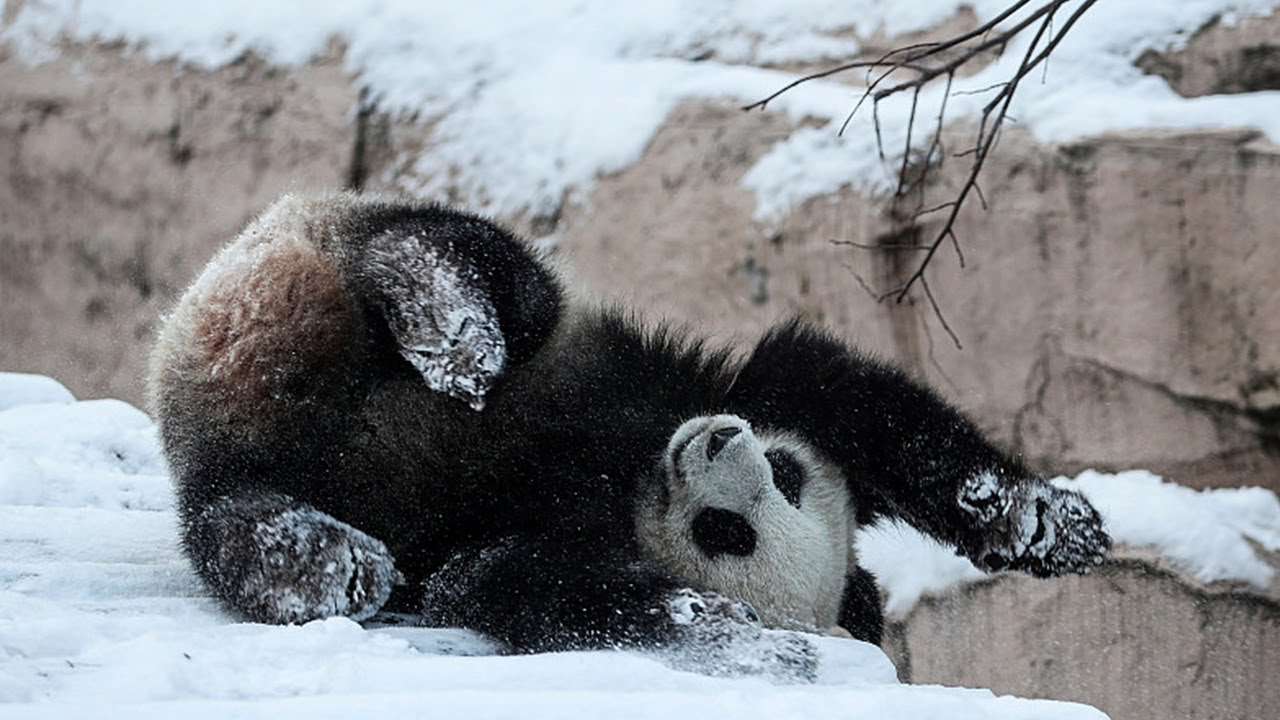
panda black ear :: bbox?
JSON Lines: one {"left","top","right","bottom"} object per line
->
{"left": 765, "top": 449, "right": 805, "bottom": 508}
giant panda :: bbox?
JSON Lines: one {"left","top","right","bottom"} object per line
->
{"left": 148, "top": 192, "right": 1109, "bottom": 676}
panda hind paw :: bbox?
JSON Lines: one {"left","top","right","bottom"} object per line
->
{"left": 660, "top": 589, "right": 817, "bottom": 683}
{"left": 231, "top": 507, "right": 402, "bottom": 624}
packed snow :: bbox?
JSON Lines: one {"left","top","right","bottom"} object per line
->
{"left": 0, "top": 372, "right": 1113, "bottom": 718}
{"left": 2, "top": 372, "right": 1276, "bottom": 715}
{"left": 3, "top": 1, "right": 1278, "bottom": 221}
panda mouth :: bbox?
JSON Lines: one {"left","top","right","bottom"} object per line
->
{"left": 669, "top": 428, "right": 701, "bottom": 485}
{"left": 666, "top": 417, "right": 714, "bottom": 486}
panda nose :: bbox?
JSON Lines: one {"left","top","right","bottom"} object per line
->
{"left": 706, "top": 426, "right": 741, "bottom": 461}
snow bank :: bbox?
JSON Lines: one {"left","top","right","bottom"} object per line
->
{"left": 0, "top": 377, "right": 1109, "bottom": 718}
{"left": 858, "top": 469, "right": 1280, "bottom": 618}
{"left": 3, "top": 1, "right": 1277, "bottom": 221}
{"left": 0, "top": 373, "right": 74, "bottom": 412}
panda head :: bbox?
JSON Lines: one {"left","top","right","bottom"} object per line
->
{"left": 636, "top": 414, "right": 856, "bottom": 631}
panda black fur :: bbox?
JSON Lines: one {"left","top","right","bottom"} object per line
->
{"left": 149, "top": 192, "right": 1109, "bottom": 674}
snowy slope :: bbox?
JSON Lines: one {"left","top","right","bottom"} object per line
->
{"left": 3, "top": 1, "right": 1278, "bottom": 220}
{"left": 0, "top": 372, "right": 1111, "bottom": 718}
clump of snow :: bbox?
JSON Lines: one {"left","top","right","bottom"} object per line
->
{"left": 0, "top": 372, "right": 75, "bottom": 411}
{"left": 4, "top": 1, "right": 1277, "bottom": 222}
{"left": 1057, "top": 469, "right": 1280, "bottom": 588}
{"left": 0, "top": 375, "right": 1109, "bottom": 718}
{"left": 0, "top": 398, "right": 169, "bottom": 510}
{"left": 857, "top": 521, "right": 986, "bottom": 620}
{"left": 859, "top": 469, "right": 1280, "bottom": 619}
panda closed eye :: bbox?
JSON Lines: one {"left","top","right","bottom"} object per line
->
{"left": 764, "top": 449, "right": 805, "bottom": 509}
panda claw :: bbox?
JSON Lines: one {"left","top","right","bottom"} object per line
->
{"left": 958, "top": 474, "right": 1111, "bottom": 577}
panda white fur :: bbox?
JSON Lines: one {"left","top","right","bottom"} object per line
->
{"left": 149, "top": 192, "right": 1110, "bottom": 679}
{"left": 637, "top": 415, "right": 854, "bottom": 632}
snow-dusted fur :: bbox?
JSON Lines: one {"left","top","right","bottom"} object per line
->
{"left": 149, "top": 192, "right": 1109, "bottom": 678}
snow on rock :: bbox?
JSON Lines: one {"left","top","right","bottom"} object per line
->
{"left": 0, "top": 375, "right": 1107, "bottom": 718}
{"left": 3, "top": 1, "right": 1277, "bottom": 221}
{"left": 1057, "top": 469, "right": 1280, "bottom": 588}
{"left": 859, "top": 469, "right": 1280, "bottom": 619}
{"left": 857, "top": 520, "right": 987, "bottom": 620}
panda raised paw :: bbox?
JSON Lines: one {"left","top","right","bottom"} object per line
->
{"left": 363, "top": 232, "right": 508, "bottom": 410}
{"left": 957, "top": 473, "right": 1110, "bottom": 577}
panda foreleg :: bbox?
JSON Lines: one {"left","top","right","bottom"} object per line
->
{"left": 727, "top": 320, "right": 1110, "bottom": 578}
{"left": 182, "top": 488, "right": 400, "bottom": 624}
{"left": 419, "top": 537, "right": 818, "bottom": 681}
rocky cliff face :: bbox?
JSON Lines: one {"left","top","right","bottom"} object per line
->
{"left": 0, "top": 42, "right": 357, "bottom": 401}
{"left": 4, "top": 22, "right": 1277, "bottom": 495}
{"left": 2, "top": 12, "right": 1279, "bottom": 720}
{"left": 885, "top": 552, "right": 1280, "bottom": 720}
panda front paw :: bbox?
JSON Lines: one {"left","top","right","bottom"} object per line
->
{"left": 957, "top": 474, "right": 1110, "bottom": 577}
{"left": 660, "top": 589, "right": 817, "bottom": 683}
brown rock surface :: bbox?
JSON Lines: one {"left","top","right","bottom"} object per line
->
{"left": 883, "top": 554, "right": 1280, "bottom": 720}
{"left": 0, "top": 42, "right": 357, "bottom": 402}
{"left": 1, "top": 27, "right": 1278, "bottom": 496}
{"left": 1137, "top": 11, "right": 1280, "bottom": 97}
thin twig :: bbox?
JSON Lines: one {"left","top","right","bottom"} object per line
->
{"left": 921, "top": 276, "right": 963, "bottom": 350}
{"left": 743, "top": 1, "right": 1098, "bottom": 348}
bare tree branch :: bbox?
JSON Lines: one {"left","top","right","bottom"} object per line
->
{"left": 744, "top": 1, "right": 1099, "bottom": 349}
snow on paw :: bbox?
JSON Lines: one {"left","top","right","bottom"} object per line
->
{"left": 364, "top": 231, "right": 507, "bottom": 411}
{"left": 231, "top": 507, "right": 400, "bottom": 624}
{"left": 958, "top": 473, "right": 1111, "bottom": 577}
{"left": 668, "top": 588, "right": 759, "bottom": 626}
{"left": 660, "top": 588, "right": 817, "bottom": 683}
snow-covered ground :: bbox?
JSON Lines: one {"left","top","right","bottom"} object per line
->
{"left": 3, "top": 1, "right": 1278, "bottom": 221}
{"left": 3, "top": 372, "right": 1277, "bottom": 717}
{"left": 0, "top": 372, "right": 1117, "bottom": 718}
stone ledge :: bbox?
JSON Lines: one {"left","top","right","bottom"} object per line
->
{"left": 885, "top": 553, "right": 1280, "bottom": 720}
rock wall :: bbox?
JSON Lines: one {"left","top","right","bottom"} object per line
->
{"left": 0, "top": 42, "right": 357, "bottom": 401}
{"left": 2, "top": 37, "right": 1280, "bottom": 491}
{"left": 884, "top": 555, "right": 1280, "bottom": 720}
{"left": 3, "top": 35, "right": 1278, "bottom": 492}
{"left": 534, "top": 108, "right": 1280, "bottom": 493}
{"left": 3, "top": 21, "right": 1280, "bottom": 720}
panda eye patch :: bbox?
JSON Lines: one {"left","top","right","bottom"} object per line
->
{"left": 765, "top": 449, "right": 805, "bottom": 508}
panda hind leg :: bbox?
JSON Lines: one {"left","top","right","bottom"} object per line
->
{"left": 355, "top": 207, "right": 563, "bottom": 410}
{"left": 182, "top": 488, "right": 400, "bottom": 624}
{"left": 419, "top": 537, "right": 817, "bottom": 682}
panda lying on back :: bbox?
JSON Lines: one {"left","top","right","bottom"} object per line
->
{"left": 149, "top": 193, "right": 1109, "bottom": 677}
